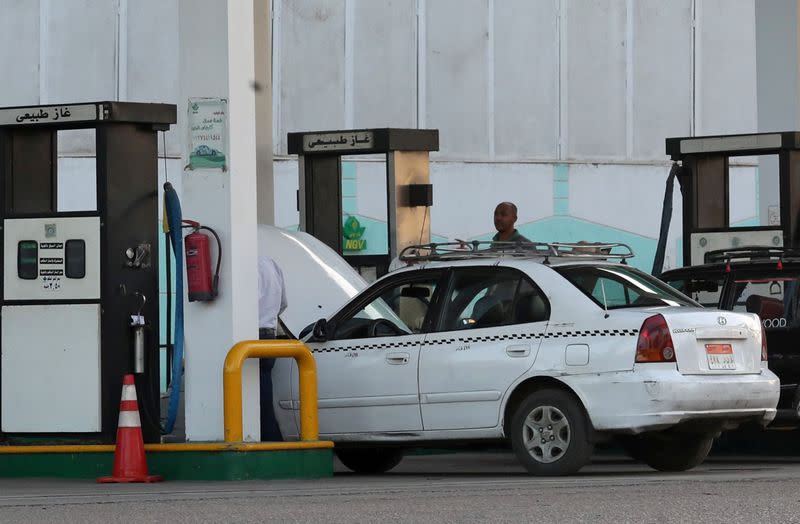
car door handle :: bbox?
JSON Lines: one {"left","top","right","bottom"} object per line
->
{"left": 386, "top": 352, "right": 410, "bottom": 365}
{"left": 506, "top": 344, "right": 531, "bottom": 357}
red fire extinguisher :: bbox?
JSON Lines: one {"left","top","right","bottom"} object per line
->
{"left": 183, "top": 219, "right": 222, "bottom": 302}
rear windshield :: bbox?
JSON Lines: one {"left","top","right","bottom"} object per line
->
{"left": 662, "top": 274, "right": 725, "bottom": 307}
{"left": 555, "top": 265, "right": 699, "bottom": 310}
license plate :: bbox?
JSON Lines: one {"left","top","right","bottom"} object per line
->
{"left": 706, "top": 344, "right": 736, "bottom": 370}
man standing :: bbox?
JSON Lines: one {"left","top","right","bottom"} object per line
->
{"left": 258, "top": 255, "right": 287, "bottom": 441}
{"left": 492, "top": 201, "right": 529, "bottom": 242}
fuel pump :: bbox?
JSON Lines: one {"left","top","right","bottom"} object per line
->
{"left": 0, "top": 101, "right": 175, "bottom": 444}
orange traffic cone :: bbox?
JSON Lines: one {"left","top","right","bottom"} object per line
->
{"left": 97, "top": 374, "right": 163, "bottom": 483}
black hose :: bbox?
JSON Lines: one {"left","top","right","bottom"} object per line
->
{"left": 652, "top": 163, "right": 680, "bottom": 277}
{"left": 165, "top": 230, "right": 172, "bottom": 389}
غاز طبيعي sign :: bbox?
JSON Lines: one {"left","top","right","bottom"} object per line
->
{"left": 343, "top": 216, "right": 367, "bottom": 251}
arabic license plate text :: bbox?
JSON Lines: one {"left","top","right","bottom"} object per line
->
{"left": 706, "top": 344, "right": 736, "bottom": 370}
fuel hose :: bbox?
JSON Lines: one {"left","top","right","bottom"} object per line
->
{"left": 651, "top": 163, "right": 680, "bottom": 276}
{"left": 163, "top": 182, "right": 184, "bottom": 434}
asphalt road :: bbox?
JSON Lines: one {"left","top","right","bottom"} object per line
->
{"left": 1, "top": 451, "right": 800, "bottom": 523}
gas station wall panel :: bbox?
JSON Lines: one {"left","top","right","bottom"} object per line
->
{"left": 494, "top": 0, "right": 559, "bottom": 159}
{"left": 425, "top": 0, "right": 489, "bottom": 159}
{"left": 428, "top": 162, "right": 553, "bottom": 240}
{"left": 351, "top": 160, "right": 388, "bottom": 223}
{"left": 127, "top": 0, "right": 181, "bottom": 157}
{"left": 566, "top": 0, "right": 627, "bottom": 159}
{"left": 728, "top": 166, "right": 758, "bottom": 225}
{"left": 42, "top": 0, "right": 118, "bottom": 105}
{"left": 56, "top": 158, "right": 97, "bottom": 212}
{"left": 0, "top": 0, "right": 40, "bottom": 106}
{"left": 278, "top": 0, "right": 346, "bottom": 153}
{"left": 352, "top": 0, "right": 416, "bottom": 129}
{"left": 569, "top": 163, "right": 681, "bottom": 238}
{"left": 632, "top": 0, "right": 693, "bottom": 159}
{"left": 696, "top": 0, "right": 757, "bottom": 135}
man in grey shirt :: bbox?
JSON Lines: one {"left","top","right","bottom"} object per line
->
{"left": 492, "top": 201, "right": 529, "bottom": 243}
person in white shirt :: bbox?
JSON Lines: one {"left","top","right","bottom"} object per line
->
{"left": 258, "top": 255, "right": 287, "bottom": 441}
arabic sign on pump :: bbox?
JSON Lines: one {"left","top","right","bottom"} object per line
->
{"left": 0, "top": 104, "right": 98, "bottom": 126}
{"left": 303, "top": 131, "right": 374, "bottom": 152}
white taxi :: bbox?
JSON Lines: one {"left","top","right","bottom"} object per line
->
{"left": 263, "top": 229, "right": 779, "bottom": 476}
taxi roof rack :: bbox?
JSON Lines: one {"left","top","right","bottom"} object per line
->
{"left": 399, "top": 241, "right": 635, "bottom": 263}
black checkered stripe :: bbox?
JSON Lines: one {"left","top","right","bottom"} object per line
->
{"left": 313, "top": 339, "right": 420, "bottom": 353}
{"left": 312, "top": 328, "right": 638, "bottom": 353}
{"left": 428, "top": 329, "right": 639, "bottom": 345}
{"left": 541, "top": 329, "right": 639, "bottom": 339}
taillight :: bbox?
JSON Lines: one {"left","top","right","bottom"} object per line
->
{"left": 635, "top": 314, "right": 677, "bottom": 363}
{"left": 761, "top": 327, "right": 768, "bottom": 362}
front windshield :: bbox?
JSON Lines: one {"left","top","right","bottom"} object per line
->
{"left": 353, "top": 297, "right": 411, "bottom": 332}
{"left": 556, "top": 265, "right": 699, "bottom": 310}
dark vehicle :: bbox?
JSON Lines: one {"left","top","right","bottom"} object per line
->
{"left": 661, "top": 247, "right": 800, "bottom": 423}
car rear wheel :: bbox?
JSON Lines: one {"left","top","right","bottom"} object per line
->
{"left": 620, "top": 432, "right": 713, "bottom": 472}
{"left": 510, "top": 389, "right": 593, "bottom": 476}
{"left": 335, "top": 448, "right": 404, "bottom": 474}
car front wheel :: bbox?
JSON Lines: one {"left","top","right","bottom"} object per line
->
{"left": 510, "top": 389, "right": 594, "bottom": 476}
{"left": 335, "top": 448, "right": 404, "bottom": 474}
{"left": 620, "top": 432, "right": 713, "bottom": 472}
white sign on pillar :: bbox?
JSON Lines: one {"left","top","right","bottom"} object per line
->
{"left": 179, "top": 0, "right": 260, "bottom": 442}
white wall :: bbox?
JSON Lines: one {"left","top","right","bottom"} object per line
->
{"left": 271, "top": 0, "right": 759, "bottom": 271}
{"left": 0, "top": 0, "right": 762, "bottom": 271}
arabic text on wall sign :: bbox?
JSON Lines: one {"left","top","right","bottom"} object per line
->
{"left": 188, "top": 98, "right": 228, "bottom": 170}
{"left": 303, "top": 132, "right": 374, "bottom": 152}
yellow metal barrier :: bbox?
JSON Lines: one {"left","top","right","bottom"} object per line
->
{"left": 223, "top": 340, "right": 319, "bottom": 443}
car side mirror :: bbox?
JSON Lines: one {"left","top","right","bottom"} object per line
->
{"left": 312, "top": 318, "right": 328, "bottom": 341}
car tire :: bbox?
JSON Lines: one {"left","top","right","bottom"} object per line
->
{"left": 335, "top": 448, "right": 404, "bottom": 474}
{"left": 510, "top": 389, "right": 594, "bottom": 476}
{"left": 621, "top": 432, "right": 714, "bottom": 472}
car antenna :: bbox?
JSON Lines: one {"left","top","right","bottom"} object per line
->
{"left": 600, "top": 279, "right": 610, "bottom": 318}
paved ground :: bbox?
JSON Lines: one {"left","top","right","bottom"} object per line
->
{"left": 1, "top": 451, "right": 800, "bottom": 523}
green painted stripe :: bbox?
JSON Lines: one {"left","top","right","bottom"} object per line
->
{"left": 342, "top": 161, "right": 357, "bottom": 180}
{"left": 553, "top": 164, "right": 569, "bottom": 216}
{"left": 0, "top": 449, "right": 333, "bottom": 481}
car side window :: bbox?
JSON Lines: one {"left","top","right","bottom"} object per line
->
{"left": 440, "top": 268, "right": 548, "bottom": 331}
{"left": 332, "top": 275, "right": 440, "bottom": 340}
{"left": 558, "top": 265, "right": 697, "bottom": 309}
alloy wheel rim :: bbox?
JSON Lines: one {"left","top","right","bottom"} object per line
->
{"left": 522, "top": 405, "right": 571, "bottom": 464}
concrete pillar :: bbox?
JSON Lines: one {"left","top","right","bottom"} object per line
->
{"left": 756, "top": 0, "right": 800, "bottom": 225}
{"left": 254, "top": 0, "right": 275, "bottom": 226}
{"left": 178, "top": 0, "right": 260, "bottom": 441}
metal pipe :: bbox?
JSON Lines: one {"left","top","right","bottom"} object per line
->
{"left": 223, "top": 340, "right": 319, "bottom": 443}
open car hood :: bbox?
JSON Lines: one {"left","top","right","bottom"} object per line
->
{"left": 257, "top": 225, "right": 367, "bottom": 337}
